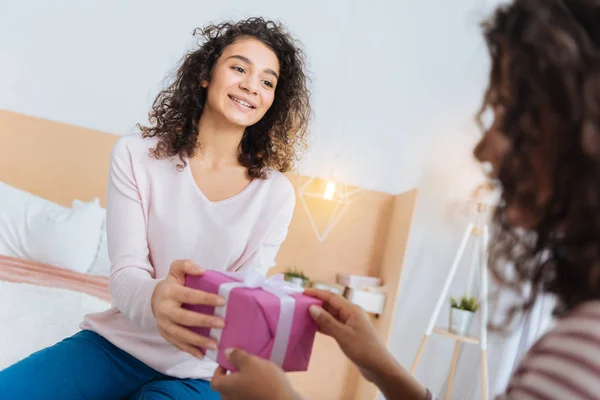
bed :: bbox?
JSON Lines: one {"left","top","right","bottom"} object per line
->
{"left": 0, "top": 256, "right": 110, "bottom": 369}
{"left": 0, "top": 110, "right": 119, "bottom": 370}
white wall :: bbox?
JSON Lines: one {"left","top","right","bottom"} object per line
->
{"left": 1, "top": 0, "right": 495, "bottom": 195}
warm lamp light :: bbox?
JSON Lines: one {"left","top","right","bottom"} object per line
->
{"left": 324, "top": 181, "right": 336, "bottom": 200}
{"left": 295, "top": 175, "right": 364, "bottom": 242}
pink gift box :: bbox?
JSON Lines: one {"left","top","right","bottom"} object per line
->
{"left": 183, "top": 270, "right": 322, "bottom": 372}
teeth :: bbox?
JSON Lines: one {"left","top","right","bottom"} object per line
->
{"left": 231, "top": 97, "right": 253, "bottom": 108}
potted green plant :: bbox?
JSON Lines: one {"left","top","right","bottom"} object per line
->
{"left": 283, "top": 267, "right": 310, "bottom": 288}
{"left": 448, "top": 295, "right": 479, "bottom": 336}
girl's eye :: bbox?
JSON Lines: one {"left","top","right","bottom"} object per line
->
{"left": 263, "top": 80, "right": 274, "bottom": 88}
{"left": 232, "top": 66, "right": 245, "bottom": 73}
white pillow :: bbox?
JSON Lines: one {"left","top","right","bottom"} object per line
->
{"left": 0, "top": 182, "right": 64, "bottom": 257}
{"left": 87, "top": 212, "right": 111, "bottom": 276}
{"left": 0, "top": 182, "right": 104, "bottom": 274}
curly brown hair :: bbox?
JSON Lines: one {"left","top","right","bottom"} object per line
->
{"left": 138, "top": 17, "right": 311, "bottom": 178}
{"left": 477, "top": 0, "right": 600, "bottom": 321}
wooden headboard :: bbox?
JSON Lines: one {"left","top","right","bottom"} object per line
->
{"left": 0, "top": 110, "right": 119, "bottom": 207}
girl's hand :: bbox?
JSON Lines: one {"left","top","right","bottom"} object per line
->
{"left": 151, "top": 259, "right": 226, "bottom": 358}
{"left": 211, "top": 349, "right": 301, "bottom": 400}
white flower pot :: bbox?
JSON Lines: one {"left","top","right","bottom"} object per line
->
{"left": 449, "top": 308, "right": 475, "bottom": 336}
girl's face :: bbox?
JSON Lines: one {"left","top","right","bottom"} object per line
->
{"left": 473, "top": 56, "right": 555, "bottom": 229}
{"left": 203, "top": 37, "right": 280, "bottom": 128}
{"left": 473, "top": 106, "right": 512, "bottom": 182}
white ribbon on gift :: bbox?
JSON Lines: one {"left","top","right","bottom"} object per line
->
{"left": 206, "top": 268, "right": 305, "bottom": 366}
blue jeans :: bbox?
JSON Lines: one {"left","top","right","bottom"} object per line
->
{"left": 0, "top": 330, "right": 221, "bottom": 400}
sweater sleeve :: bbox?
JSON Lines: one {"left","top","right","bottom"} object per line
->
{"left": 238, "top": 179, "right": 296, "bottom": 275}
{"left": 106, "top": 137, "right": 160, "bottom": 329}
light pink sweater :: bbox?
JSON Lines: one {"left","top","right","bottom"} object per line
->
{"left": 81, "top": 133, "right": 296, "bottom": 379}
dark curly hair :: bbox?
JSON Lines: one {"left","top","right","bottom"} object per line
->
{"left": 477, "top": 0, "right": 600, "bottom": 322}
{"left": 138, "top": 17, "right": 311, "bottom": 178}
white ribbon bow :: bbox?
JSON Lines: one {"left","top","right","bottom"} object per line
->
{"left": 206, "top": 268, "right": 304, "bottom": 366}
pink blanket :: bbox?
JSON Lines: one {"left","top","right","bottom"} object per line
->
{"left": 0, "top": 255, "right": 110, "bottom": 302}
